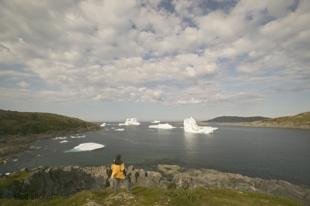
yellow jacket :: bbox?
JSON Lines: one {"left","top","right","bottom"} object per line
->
{"left": 111, "top": 163, "right": 125, "bottom": 179}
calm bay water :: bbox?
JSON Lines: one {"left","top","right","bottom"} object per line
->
{"left": 1, "top": 123, "right": 310, "bottom": 186}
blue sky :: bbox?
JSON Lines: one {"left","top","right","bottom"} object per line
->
{"left": 0, "top": 0, "right": 309, "bottom": 121}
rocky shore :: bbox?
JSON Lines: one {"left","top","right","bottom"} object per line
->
{"left": 0, "top": 164, "right": 309, "bottom": 205}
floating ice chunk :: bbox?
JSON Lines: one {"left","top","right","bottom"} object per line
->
{"left": 70, "top": 134, "right": 86, "bottom": 139}
{"left": 29, "top": 146, "right": 41, "bottom": 150}
{"left": 151, "top": 120, "right": 160, "bottom": 124}
{"left": 60, "top": 140, "right": 68, "bottom": 143}
{"left": 183, "top": 117, "right": 218, "bottom": 134}
{"left": 149, "top": 123, "right": 175, "bottom": 129}
{"left": 100, "top": 122, "right": 106, "bottom": 127}
{"left": 53, "top": 136, "right": 67, "bottom": 140}
{"left": 67, "top": 142, "right": 105, "bottom": 152}
{"left": 119, "top": 118, "right": 140, "bottom": 126}
{"left": 115, "top": 128, "right": 125, "bottom": 131}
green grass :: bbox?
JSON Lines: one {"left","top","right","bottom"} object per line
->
{"left": 0, "top": 171, "right": 30, "bottom": 190}
{"left": 0, "top": 187, "right": 302, "bottom": 206}
{"left": 0, "top": 110, "right": 97, "bottom": 136}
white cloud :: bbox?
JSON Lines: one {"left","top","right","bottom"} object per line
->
{"left": 0, "top": 0, "right": 309, "bottom": 110}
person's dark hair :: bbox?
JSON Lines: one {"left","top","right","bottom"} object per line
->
{"left": 114, "top": 154, "right": 123, "bottom": 165}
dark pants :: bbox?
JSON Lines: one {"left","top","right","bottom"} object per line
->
{"left": 113, "top": 177, "right": 131, "bottom": 193}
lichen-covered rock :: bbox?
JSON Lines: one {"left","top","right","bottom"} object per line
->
{"left": 125, "top": 166, "right": 162, "bottom": 188}
{"left": 1, "top": 164, "right": 309, "bottom": 205}
{"left": 171, "top": 168, "right": 309, "bottom": 204}
{"left": 158, "top": 164, "right": 181, "bottom": 176}
{"left": 0, "top": 166, "right": 99, "bottom": 198}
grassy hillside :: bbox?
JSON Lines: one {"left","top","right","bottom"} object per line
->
{"left": 207, "top": 116, "right": 270, "bottom": 123}
{"left": 0, "top": 110, "right": 99, "bottom": 157}
{"left": 0, "top": 187, "right": 300, "bottom": 206}
{"left": 245, "top": 112, "right": 310, "bottom": 129}
{"left": 204, "top": 112, "right": 310, "bottom": 129}
{"left": 0, "top": 110, "right": 97, "bottom": 136}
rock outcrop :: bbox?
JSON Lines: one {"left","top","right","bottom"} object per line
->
{"left": 1, "top": 164, "right": 309, "bottom": 205}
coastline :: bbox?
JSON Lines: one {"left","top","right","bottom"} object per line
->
{"left": 0, "top": 126, "right": 100, "bottom": 162}
{"left": 201, "top": 122, "right": 310, "bottom": 130}
{"left": 0, "top": 164, "right": 309, "bottom": 205}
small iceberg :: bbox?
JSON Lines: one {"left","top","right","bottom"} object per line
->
{"left": 149, "top": 123, "right": 175, "bottom": 129}
{"left": 70, "top": 134, "right": 86, "bottom": 139}
{"left": 119, "top": 118, "right": 140, "bottom": 126}
{"left": 151, "top": 120, "right": 160, "bottom": 124}
{"left": 100, "top": 122, "right": 106, "bottom": 127}
{"left": 115, "top": 128, "right": 125, "bottom": 131}
{"left": 60, "top": 140, "right": 68, "bottom": 143}
{"left": 53, "top": 136, "right": 67, "bottom": 140}
{"left": 183, "top": 117, "right": 218, "bottom": 134}
{"left": 67, "top": 142, "right": 105, "bottom": 152}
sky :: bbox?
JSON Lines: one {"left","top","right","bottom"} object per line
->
{"left": 0, "top": 0, "right": 309, "bottom": 121}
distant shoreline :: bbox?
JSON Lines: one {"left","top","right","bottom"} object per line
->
{"left": 201, "top": 122, "right": 310, "bottom": 130}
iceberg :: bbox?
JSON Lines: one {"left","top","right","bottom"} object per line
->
{"left": 60, "top": 140, "right": 68, "bottom": 143}
{"left": 119, "top": 118, "right": 140, "bottom": 126}
{"left": 53, "top": 136, "right": 67, "bottom": 140}
{"left": 100, "top": 122, "right": 106, "bottom": 127}
{"left": 68, "top": 142, "right": 105, "bottom": 152}
{"left": 151, "top": 120, "right": 160, "bottom": 124}
{"left": 149, "top": 123, "right": 175, "bottom": 129}
{"left": 183, "top": 117, "right": 218, "bottom": 134}
{"left": 114, "top": 128, "right": 125, "bottom": 131}
{"left": 70, "top": 134, "right": 86, "bottom": 139}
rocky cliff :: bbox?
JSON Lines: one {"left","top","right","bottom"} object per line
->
{"left": 1, "top": 165, "right": 309, "bottom": 205}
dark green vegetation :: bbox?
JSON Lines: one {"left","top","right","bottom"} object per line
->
{"left": 207, "top": 116, "right": 270, "bottom": 123}
{"left": 0, "top": 110, "right": 99, "bottom": 157}
{"left": 0, "top": 109, "right": 97, "bottom": 136}
{"left": 0, "top": 187, "right": 301, "bottom": 206}
{"left": 0, "top": 171, "right": 30, "bottom": 191}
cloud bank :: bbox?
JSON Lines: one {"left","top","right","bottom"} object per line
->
{"left": 0, "top": 0, "right": 309, "bottom": 118}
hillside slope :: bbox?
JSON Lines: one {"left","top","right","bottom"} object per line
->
{"left": 0, "top": 110, "right": 99, "bottom": 157}
{"left": 244, "top": 112, "right": 310, "bottom": 129}
{"left": 207, "top": 116, "right": 270, "bottom": 123}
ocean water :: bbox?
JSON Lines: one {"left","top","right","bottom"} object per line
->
{"left": 1, "top": 123, "right": 310, "bottom": 186}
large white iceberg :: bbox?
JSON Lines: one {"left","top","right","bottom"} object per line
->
{"left": 151, "top": 120, "right": 160, "bottom": 124}
{"left": 119, "top": 118, "right": 140, "bottom": 126}
{"left": 100, "top": 122, "right": 106, "bottom": 127}
{"left": 183, "top": 117, "right": 218, "bottom": 134}
{"left": 68, "top": 142, "right": 105, "bottom": 152}
{"left": 149, "top": 123, "right": 175, "bottom": 129}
